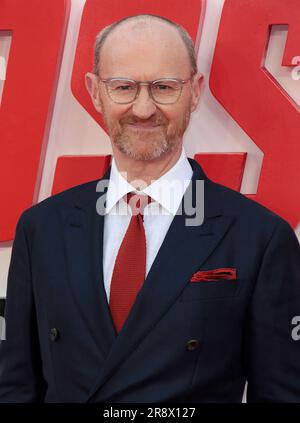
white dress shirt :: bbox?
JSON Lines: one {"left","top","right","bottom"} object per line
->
{"left": 103, "top": 147, "right": 193, "bottom": 303}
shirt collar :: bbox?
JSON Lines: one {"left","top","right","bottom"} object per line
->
{"left": 105, "top": 147, "right": 193, "bottom": 215}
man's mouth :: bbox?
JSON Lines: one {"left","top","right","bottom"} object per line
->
{"left": 126, "top": 122, "right": 162, "bottom": 131}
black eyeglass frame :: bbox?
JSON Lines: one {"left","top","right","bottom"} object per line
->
{"left": 97, "top": 76, "right": 194, "bottom": 105}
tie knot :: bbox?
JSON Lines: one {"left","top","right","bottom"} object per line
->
{"left": 125, "top": 192, "right": 153, "bottom": 215}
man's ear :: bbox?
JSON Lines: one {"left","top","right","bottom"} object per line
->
{"left": 190, "top": 73, "right": 204, "bottom": 113}
{"left": 85, "top": 72, "right": 102, "bottom": 113}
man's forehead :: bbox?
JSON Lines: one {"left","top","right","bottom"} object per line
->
{"left": 100, "top": 19, "right": 191, "bottom": 74}
{"left": 105, "top": 19, "right": 188, "bottom": 52}
{"left": 106, "top": 18, "right": 183, "bottom": 40}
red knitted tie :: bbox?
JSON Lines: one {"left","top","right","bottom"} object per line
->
{"left": 109, "top": 192, "right": 152, "bottom": 333}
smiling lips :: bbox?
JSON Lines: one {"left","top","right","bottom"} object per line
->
{"left": 126, "top": 122, "right": 161, "bottom": 131}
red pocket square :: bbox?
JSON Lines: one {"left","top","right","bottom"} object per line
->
{"left": 190, "top": 268, "right": 237, "bottom": 282}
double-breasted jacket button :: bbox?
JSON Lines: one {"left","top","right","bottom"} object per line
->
{"left": 186, "top": 339, "right": 200, "bottom": 351}
{"left": 50, "top": 328, "right": 59, "bottom": 342}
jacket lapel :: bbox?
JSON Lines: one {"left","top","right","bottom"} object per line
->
{"left": 62, "top": 166, "right": 117, "bottom": 359}
{"left": 86, "top": 158, "right": 236, "bottom": 402}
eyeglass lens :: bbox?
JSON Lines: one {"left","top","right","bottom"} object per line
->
{"left": 106, "top": 79, "right": 183, "bottom": 104}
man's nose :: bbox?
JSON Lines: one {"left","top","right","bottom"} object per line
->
{"left": 131, "top": 85, "right": 157, "bottom": 119}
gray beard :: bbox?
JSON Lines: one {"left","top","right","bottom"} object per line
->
{"left": 112, "top": 132, "right": 179, "bottom": 161}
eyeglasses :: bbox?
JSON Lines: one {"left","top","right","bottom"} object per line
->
{"left": 98, "top": 77, "right": 193, "bottom": 105}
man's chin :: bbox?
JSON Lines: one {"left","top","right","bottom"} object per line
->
{"left": 114, "top": 139, "right": 170, "bottom": 161}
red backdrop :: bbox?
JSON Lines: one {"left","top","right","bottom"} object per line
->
{"left": 0, "top": 0, "right": 299, "bottom": 242}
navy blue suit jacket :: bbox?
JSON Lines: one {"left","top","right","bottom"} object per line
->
{"left": 0, "top": 158, "right": 300, "bottom": 402}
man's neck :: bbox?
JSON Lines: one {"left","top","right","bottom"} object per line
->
{"left": 112, "top": 145, "right": 183, "bottom": 188}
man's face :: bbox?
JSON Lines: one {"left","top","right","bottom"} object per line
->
{"left": 86, "top": 21, "right": 202, "bottom": 161}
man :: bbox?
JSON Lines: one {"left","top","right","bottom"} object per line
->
{"left": 0, "top": 14, "right": 300, "bottom": 403}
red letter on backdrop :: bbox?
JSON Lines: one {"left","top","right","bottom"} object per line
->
{"left": 51, "top": 0, "right": 205, "bottom": 194}
{"left": 210, "top": 0, "right": 300, "bottom": 229}
{"left": 0, "top": 0, "right": 70, "bottom": 241}
{"left": 58, "top": 0, "right": 257, "bottom": 208}
{"left": 71, "top": 0, "right": 205, "bottom": 128}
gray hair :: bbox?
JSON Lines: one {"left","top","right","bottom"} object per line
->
{"left": 93, "top": 14, "right": 198, "bottom": 76}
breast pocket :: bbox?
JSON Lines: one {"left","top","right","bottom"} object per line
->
{"left": 179, "top": 279, "right": 240, "bottom": 301}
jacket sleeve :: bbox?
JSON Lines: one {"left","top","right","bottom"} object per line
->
{"left": 244, "top": 219, "right": 300, "bottom": 402}
{"left": 0, "top": 212, "right": 46, "bottom": 402}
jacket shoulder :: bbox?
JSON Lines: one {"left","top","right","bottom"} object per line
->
{"left": 18, "top": 179, "right": 100, "bottom": 225}
{"left": 208, "top": 179, "right": 293, "bottom": 232}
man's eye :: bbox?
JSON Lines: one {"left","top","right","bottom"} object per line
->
{"left": 154, "top": 84, "right": 173, "bottom": 91}
{"left": 114, "top": 85, "right": 134, "bottom": 91}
